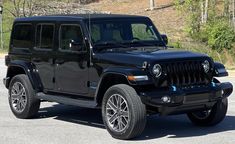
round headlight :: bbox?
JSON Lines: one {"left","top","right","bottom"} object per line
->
{"left": 202, "top": 60, "right": 210, "bottom": 73}
{"left": 152, "top": 64, "right": 162, "bottom": 77}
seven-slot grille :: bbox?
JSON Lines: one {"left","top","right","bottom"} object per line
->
{"left": 161, "top": 61, "right": 211, "bottom": 87}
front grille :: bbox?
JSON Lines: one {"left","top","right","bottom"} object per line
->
{"left": 160, "top": 61, "right": 211, "bottom": 87}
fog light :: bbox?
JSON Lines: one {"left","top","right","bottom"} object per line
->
{"left": 161, "top": 96, "right": 171, "bottom": 103}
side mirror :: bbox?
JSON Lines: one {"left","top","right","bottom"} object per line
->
{"left": 161, "top": 34, "right": 168, "bottom": 45}
{"left": 69, "top": 39, "right": 83, "bottom": 51}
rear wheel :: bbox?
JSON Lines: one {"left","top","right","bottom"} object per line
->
{"left": 9, "top": 74, "right": 40, "bottom": 119}
{"left": 187, "top": 98, "right": 228, "bottom": 126}
{"left": 102, "top": 84, "right": 146, "bottom": 140}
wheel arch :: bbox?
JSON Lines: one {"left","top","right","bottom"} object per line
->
{"left": 94, "top": 65, "right": 153, "bottom": 106}
{"left": 95, "top": 72, "right": 131, "bottom": 106}
{"left": 5, "top": 61, "right": 41, "bottom": 91}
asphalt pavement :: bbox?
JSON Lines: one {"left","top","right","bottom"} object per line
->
{"left": 0, "top": 58, "right": 235, "bottom": 144}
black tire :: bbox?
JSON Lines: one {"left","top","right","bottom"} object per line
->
{"left": 102, "top": 84, "right": 146, "bottom": 140}
{"left": 8, "top": 74, "right": 40, "bottom": 119}
{"left": 187, "top": 98, "right": 228, "bottom": 126}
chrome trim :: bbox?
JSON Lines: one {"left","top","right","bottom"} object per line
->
{"left": 152, "top": 64, "right": 162, "bottom": 77}
{"left": 10, "top": 82, "right": 27, "bottom": 113}
{"left": 105, "top": 93, "right": 130, "bottom": 132}
{"left": 202, "top": 60, "right": 210, "bottom": 73}
{"left": 133, "top": 75, "right": 149, "bottom": 81}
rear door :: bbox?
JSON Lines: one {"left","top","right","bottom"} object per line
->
{"left": 31, "top": 23, "right": 56, "bottom": 91}
{"left": 54, "top": 23, "right": 89, "bottom": 95}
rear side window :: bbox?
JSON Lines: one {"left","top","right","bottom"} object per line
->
{"left": 12, "top": 24, "right": 32, "bottom": 48}
{"left": 36, "top": 24, "right": 54, "bottom": 50}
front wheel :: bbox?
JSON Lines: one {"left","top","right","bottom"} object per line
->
{"left": 102, "top": 84, "right": 146, "bottom": 140}
{"left": 187, "top": 98, "right": 228, "bottom": 126}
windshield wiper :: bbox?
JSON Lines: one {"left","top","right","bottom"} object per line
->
{"left": 123, "top": 40, "right": 166, "bottom": 51}
{"left": 129, "top": 40, "right": 160, "bottom": 47}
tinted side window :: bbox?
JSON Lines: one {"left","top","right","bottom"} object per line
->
{"left": 91, "top": 24, "right": 101, "bottom": 43}
{"left": 12, "top": 24, "right": 32, "bottom": 48}
{"left": 60, "top": 24, "right": 85, "bottom": 51}
{"left": 36, "top": 24, "right": 54, "bottom": 50}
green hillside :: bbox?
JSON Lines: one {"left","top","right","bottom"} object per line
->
{"left": 2, "top": 0, "right": 235, "bottom": 68}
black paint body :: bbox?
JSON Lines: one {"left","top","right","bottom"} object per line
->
{"left": 4, "top": 14, "right": 233, "bottom": 115}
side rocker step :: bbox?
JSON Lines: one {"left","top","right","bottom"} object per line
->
{"left": 36, "top": 92, "right": 97, "bottom": 108}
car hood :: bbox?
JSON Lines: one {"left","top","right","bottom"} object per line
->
{"left": 94, "top": 49, "right": 212, "bottom": 67}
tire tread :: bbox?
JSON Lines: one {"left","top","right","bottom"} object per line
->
{"left": 102, "top": 84, "right": 146, "bottom": 140}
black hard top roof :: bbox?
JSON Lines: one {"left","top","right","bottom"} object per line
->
{"left": 14, "top": 14, "right": 149, "bottom": 22}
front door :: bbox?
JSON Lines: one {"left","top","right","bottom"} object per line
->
{"left": 54, "top": 23, "right": 89, "bottom": 95}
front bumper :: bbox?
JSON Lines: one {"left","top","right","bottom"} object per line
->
{"left": 140, "top": 82, "right": 233, "bottom": 115}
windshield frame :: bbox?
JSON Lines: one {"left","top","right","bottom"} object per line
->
{"left": 85, "top": 17, "right": 166, "bottom": 52}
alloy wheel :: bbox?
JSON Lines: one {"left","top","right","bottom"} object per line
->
{"left": 10, "top": 82, "right": 27, "bottom": 113}
{"left": 105, "top": 94, "right": 130, "bottom": 132}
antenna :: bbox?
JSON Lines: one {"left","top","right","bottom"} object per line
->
{"left": 89, "top": 12, "right": 92, "bottom": 44}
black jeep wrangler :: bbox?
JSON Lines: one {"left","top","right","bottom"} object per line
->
{"left": 4, "top": 14, "right": 233, "bottom": 140}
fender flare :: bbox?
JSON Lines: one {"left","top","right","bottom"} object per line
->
{"left": 6, "top": 60, "right": 42, "bottom": 91}
{"left": 94, "top": 67, "right": 152, "bottom": 104}
{"left": 213, "top": 62, "right": 228, "bottom": 77}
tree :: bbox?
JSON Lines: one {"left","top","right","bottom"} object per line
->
{"left": 201, "top": 0, "right": 209, "bottom": 23}
{"left": 175, "top": 0, "right": 235, "bottom": 50}
{"left": 150, "top": 0, "right": 155, "bottom": 10}
{"left": 232, "top": 0, "right": 235, "bottom": 28}
{"left": 8, "top": 0, "right": 38, "bottom": 17}
{"left": 224, "top": 0, "right": 230, "bottom": 17}
{"left": 205, "top": 0, "right": 208, "bottom": 22}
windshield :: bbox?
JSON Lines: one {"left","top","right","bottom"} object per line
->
{"left": 88, "top": 19, "right": 165, "bottom": 51}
